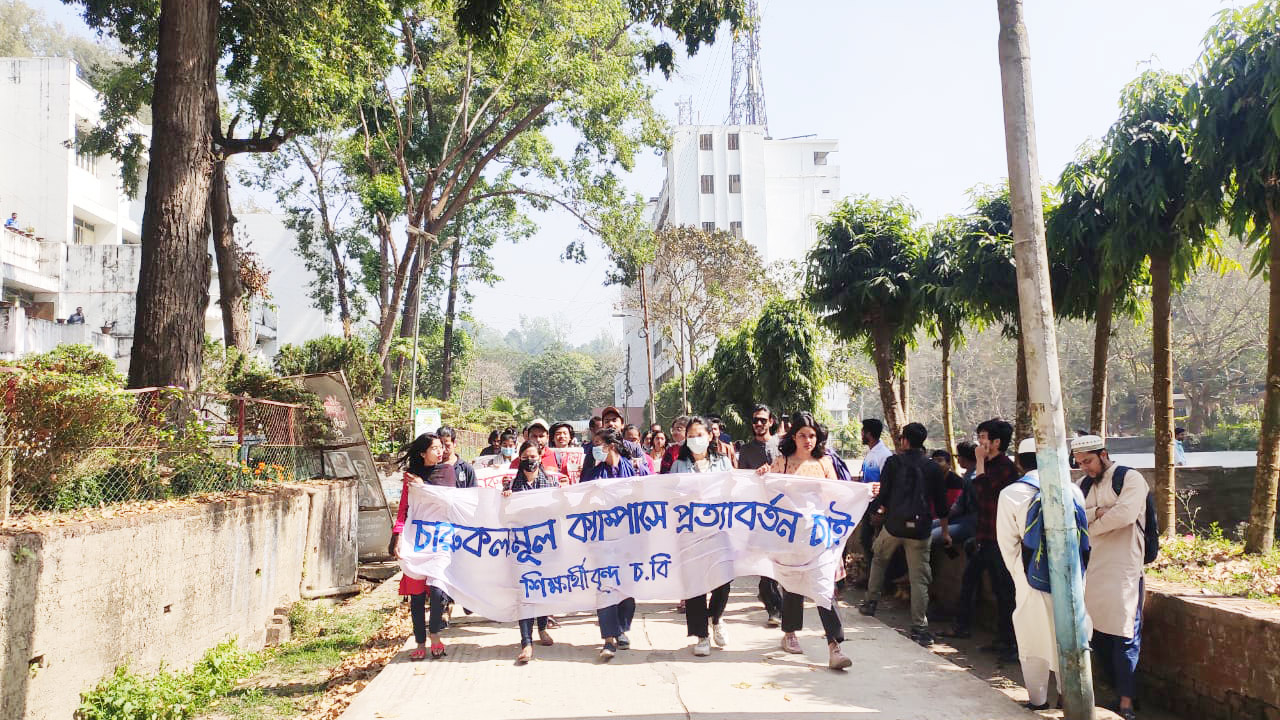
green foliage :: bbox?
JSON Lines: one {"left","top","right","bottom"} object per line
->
{"left": 488, "top": 396, "right": 533, "bottom": 427}
{"left": 648, "top": 377, "right": 688, "bottom": 429}
{"left": 515, "top": 348, "right": 613, "bottom": 421}
{"left": 690, "top": 322, "right": 758, "bottom": 438}
{"left": 753, "top": 299, "right": 824, "bottom": 419}
{"left": 76, "top": 640, "right": 262, "bottom": 720}
{"left": 273, "top": 336, "right": 381, "bottom": 399}
{"left": 19, "top": 343, "right": 124, "bottom": 383}
{"left": 1198, "top": 419, "right": 1262, "bottom": 451}
{"left": 806, "top": 195, "right": 925, "bottom": 345}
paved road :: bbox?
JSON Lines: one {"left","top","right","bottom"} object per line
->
{"left": 339, "top": 579, "right": 1038, "bottom": 720}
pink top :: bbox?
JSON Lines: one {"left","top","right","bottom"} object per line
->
{"left": 392, "top": 472, "right": 414, "bottom": 534}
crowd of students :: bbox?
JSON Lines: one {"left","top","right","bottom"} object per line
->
{"left": 388, "top": 406, "right": 1151, "bottom": 719}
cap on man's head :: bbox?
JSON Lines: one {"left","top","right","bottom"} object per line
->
{"left": 601, "top": 406, "right": 622, "bottom": 420}
{"left": 1070, "top": 434, "right": 1105, "bottom": 453}
{"left": 525, "top": 418, "right": 550, "bottom": 433}
{"left": 1017, "top": 437, "right": 1037, "bottom": 455}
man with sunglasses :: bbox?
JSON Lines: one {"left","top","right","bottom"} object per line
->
{"left": 738, "top": 404, "right": 783, "bottom": 626}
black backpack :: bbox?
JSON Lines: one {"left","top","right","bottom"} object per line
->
{"left": 1081, "top": 465, "right": 1160, "bottom": 564}
{"left": 884, "top": 453, "right": 933, "bottom": 540}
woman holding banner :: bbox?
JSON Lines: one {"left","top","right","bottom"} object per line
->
{"left": 582, "top": 428, "right": 640, "bottom": 660}
{"left": 390, "top": 433, "right": 474, "bottom": 660}
{"left": 504, "top": 441, "right": 560, "bottom": 664}
{"left": 757, "top": 412, "right": 852, "bottom": 670}
{"left": 670, "top": 416, "right": 735, "bottom": 657}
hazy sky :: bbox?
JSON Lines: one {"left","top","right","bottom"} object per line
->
{"left": 37, "top": 0, "right": 1239, "bottom": 345}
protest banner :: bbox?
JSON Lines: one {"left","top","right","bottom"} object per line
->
{"left": 397, "top": 471, "right": 873, "bottom": 621}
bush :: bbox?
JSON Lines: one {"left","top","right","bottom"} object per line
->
{"left": 1198, "top": 419, "right": 1261, "bottom": 451}
{"left": 274, "top": 336, "right": 381, "bottom": 399}
{"left": 76, "top": 640, "right": 261, "bottom": 720}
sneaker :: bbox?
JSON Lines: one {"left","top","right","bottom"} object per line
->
{"left": 766, "top": 612, "right": 781, "bottom": 628}
{"left": 1118, "top": 708, "right": 1137, "bottom": 720}
{"left": 711, "top": 623, "right": 726, "bottom": 648}
{"left": 858, "top": 600, "right": 877, "bottom": 616}
{"left": 692, "top": 637, "right": 711, "bottom": 656}
{"left": 909, "top": 627, "right": 935, "bottom": 647}
{"left": 1024, "top": 701, "right": 1050, "bottom": 711}
{"left": 781, "top": 632, "right": 803, "bottom": 654}
{"left": 828, "top": 643, "right": 852, "bottom": 670}
{"left": 599, "top": 641, "right": 617, "bottom": 661}
{"left": 617, "top": 632, "right": 630, "bottom": 650}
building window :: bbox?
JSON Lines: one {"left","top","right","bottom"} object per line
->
{"left": 700, "top": 175, "right": 714, "bottom": 193}
{"left": 727, "top": 133, "right": 740, "bottom": 150}
{"left": 730, "top": 221, "right": 743, "bottom": 238}
{"left": 729, "top": 174, "right": 741, "bottom": 193}
{"left": 74, "top": 125, "right": 98, "bottom": 175}
{"left": 699, "top": 133, "right": 713, "bottom": 150}
{"left": 73, "top": 217, "right": 96, "bottom": 244}
{"left": 702, "top": 221, "right": 716, "bottom": 232}
{"left": 814, "top": 151, "right": 829, "bottom": 166}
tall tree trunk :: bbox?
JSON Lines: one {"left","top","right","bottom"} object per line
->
{"left": 440, "top": 239, "right": 463, "bottom": 401}
{"left": 210, "top": 160, "right": 252, "bottom": 353}
{"left": 870, "top": 318, "right": 905, "bottom": 439}
{"left": 1090, "top": 288, "right": 1115, "bottom": 437}
{"left": 1245, "top": 203, "right": 1280, "bottom": 553}
{"left": 941, "top": 323, "right": 955, "bottom": 455}
{"left": 996, "top": 2, "right": 1095, "bottom": 716}
{"left": 128, "top": 0, "right": 218, "bottom": 390}
{"left": 1015, "top": 331, "right": 1031, "bottom": 441}
{"left": 1151, "top": 250, "right": 1177, "bottom": 536}
{"left": 898, "top": 341, "right": 911, "bottom": 419}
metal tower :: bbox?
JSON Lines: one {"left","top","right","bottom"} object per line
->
{"left": 727, "top": 0, "right": 768, "bottom": 133}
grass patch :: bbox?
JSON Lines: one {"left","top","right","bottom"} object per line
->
{"left": 200, "top": 594, "right": 399, "bottom": 720}
{"left": 76, "top": 641, "right": 263, "bottom": 720}
{"left": 1149, "top": 524, "right": 1280, "bottom": 603}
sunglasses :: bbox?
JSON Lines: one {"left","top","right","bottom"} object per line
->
{"left": 751, "top": 417, "right": 770, "bottom": 425}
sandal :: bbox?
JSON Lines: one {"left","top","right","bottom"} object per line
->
{"left": 409, "top": 646, "right": 427, "bottom": 661}
{"left": 538, "top": 629, "right": 554, "bottom": 646}
{"left": 430, "top": 642, "right": 447, "bottom": 659}
{"left": 516, "top": 645, "right": 533, "bottom": 664}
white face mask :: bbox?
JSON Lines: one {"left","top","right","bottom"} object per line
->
{"left": 685, "top": 435, "right": 710, "bottom": 455}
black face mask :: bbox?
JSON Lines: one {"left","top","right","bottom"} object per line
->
{"left": 520, "top": 458, "right": 540, "bottom": 473}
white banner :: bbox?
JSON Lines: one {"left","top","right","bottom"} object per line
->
{"left": 397, "top": 470, "right": 873, "bottom": 621}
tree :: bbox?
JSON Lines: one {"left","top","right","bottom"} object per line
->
{"left": 0, "top": 0, "right": 122, "bottom": 85}
{"left": 1103, "top": 69, "right": 1212, "bottom": 536}
{"left": 625, "top": 225, "right": 770, "bottom": 410}
{"left": 753, "top": 299, "right": 824, "bottom": 423}
{"left": 806, "top": 196, "right": 924, "bottom": 439}
{"left": 1187, "top": 1, "right": 1280, "bottom": 552}
{"left": 691, "top": 322, "right": 759, "bottom": 437}
{"left": 1047, "top": 145, "right": 1145, "bottom": 437}
{"left": 918, "top": 217, "right": 971, "bottom": 453}
{"left": 273, "top": 335, "right": 382, "bottom": 399}
{"left": 514, "top": 348, "right": 611, "bottom": 421}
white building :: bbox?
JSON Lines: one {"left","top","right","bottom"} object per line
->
{"left": 0, "top": 57, "right": 336, "bottom": 371}
{"left": 616, "top": 124, "right": 853, "bottom": 423}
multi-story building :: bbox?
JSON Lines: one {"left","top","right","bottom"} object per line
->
{"left": 0, "top": 57, "right": 337, "bottom": 372}
{"left": 616, "top": 124, "right": 851, "bottom": 424}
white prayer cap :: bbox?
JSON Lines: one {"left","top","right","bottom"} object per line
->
{"left": 1070, "top": 434, "right": 1105, "bottom": 452}
{"left": 1017, "top": 437, "right": 1036, "bottom": 455}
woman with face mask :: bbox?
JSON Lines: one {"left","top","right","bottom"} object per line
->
{"left": 755, "top": 411, "right": 851, "bottom": 669}
{"left": 670, "top": 416, "right": 735, "bottom": 656}
{"left": 503, "top": 441, "right": 560, "bottom": 663}
{"left": 390, "top": 433, "right": 473, "bottom": 660}
{"left": 580, "top": 428, "right": 639, "bottom": 660}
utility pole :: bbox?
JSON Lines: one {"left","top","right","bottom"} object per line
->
{"left": 995, "top": 2, "right": 1095, "bottom": 718}
{"left": 640, "top": 272, "right": 657, "bottom": 426}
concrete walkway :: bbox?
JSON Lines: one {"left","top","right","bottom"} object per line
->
{"left": 339, "top": 579, "right": 1036, "bottom": 720}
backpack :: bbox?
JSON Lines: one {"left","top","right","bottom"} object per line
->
{"left": 884, "top": 453, "right": 933, "bottom": 539}
{"left": 1081, "top": 465, "right": 1160, "bottom": 564}
{"left": 826, "top": 447, "right": 853, "bottom": 482}
{"left": 1018, "top": 474, "right": 1090, "bottom": 593}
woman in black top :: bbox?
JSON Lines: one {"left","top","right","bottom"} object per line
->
{"left": 504, "top": 441, "right": 560, "bottom": 664}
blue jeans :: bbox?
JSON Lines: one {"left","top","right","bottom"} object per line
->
{"left": 597, "top": 597, "right": 635, "bottom": 639}
{"left": 932, "top": 513, "right": 975, "bottom": 547}
{"left": 518, "top": 616, "right": 548, "bottom": 647}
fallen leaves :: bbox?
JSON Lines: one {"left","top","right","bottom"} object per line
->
{"left": 301, "top": 602, "right": 412, "bottom": 720}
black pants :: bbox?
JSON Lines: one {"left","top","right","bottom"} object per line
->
{"left": 685, "top": 583, "right": 731, "bottom": 638}
{"left": 781, "top": 591, "right": 845, "bottom": 644}
{"left": 409, "top": 587, "right": 450, "bottom": 643}
{"left": 954, "top": 540, "right": 1015, "bottom": 644}
{"left": 518, "top": 616, "right": 549, "bottom": 647}
{"left": 758, "top": 577, "right": 783, "bottom": 617}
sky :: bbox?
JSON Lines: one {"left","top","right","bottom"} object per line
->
{"left": 35, "top": 0, "right": 1240, "bottom": 346}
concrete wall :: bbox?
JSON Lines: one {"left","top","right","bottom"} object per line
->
{"left": 0, "top": 479, "right": 357, "bottom": 720}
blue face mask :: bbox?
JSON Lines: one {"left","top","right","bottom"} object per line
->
{"left": 501, "top": 446, "right": 516, "bottom": 458}
{"left": 592, "top": 445, "right": 608, "bottom": 463}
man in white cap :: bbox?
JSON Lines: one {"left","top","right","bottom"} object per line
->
{"left": 516, "top": 418, "right": 560, "bottom": 473}
{"left": 1071, "top": 434, "right": 1148, "bottom": 720}
{"left": 998, "top": 438, "right": 1090, "bottom": 711}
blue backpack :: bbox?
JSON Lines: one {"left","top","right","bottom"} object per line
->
{"left": 1018, "top": 474, "right": 1090, "bottom": 593}
{"left": 826, "top": 447, "right": 853, "bottom": 482}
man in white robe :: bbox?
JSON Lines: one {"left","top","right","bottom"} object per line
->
{"left": 997, "top": 438, "right": 1090, "bottom": 710}
{"left": 1072, "top": 434, "right": 1148, "bottom": 720}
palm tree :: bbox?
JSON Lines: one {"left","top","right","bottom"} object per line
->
{"left": 1102, "top": 69, "right": 1214, "bottom": 535}
{"left": 489, "top": 396, "right": 533, "bottom": 427}
{"left": 1187, "top": 2, "right": 1280, "bottom": 552}
{"left": 805, "top": 196, "right": 924, "bottom": 439}
{"left": 1047, "top": 146, "right": 1146, "bottom": 437}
